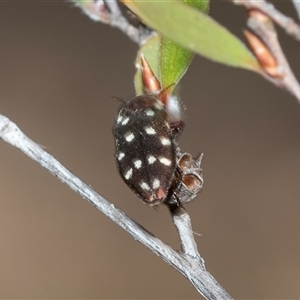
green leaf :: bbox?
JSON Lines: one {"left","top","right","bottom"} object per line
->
{"left": 160, "top": 37, "right": 194, "bottom": 91}
{"left": 122, "top": 0, "right": 260, "bottom": 71}
{"left": 181, "top": 0, "right": 209, "bottom": 13}
{"left": 159, "top": 1, "right": 209, "bottom": 91}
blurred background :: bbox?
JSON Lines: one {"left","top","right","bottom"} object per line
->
{"left": 0, "top": 1, "right": 300, "bottom": 299}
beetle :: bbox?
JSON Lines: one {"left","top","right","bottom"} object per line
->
{"left": 113, "top": 94, "right": 177, "bottom": 205}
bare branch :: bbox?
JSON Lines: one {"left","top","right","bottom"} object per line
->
{"left": 231, "top": 0, "right": 300, "bottom": 103}
{"left": 0, "top": 114, "right": 232, "bottom": 300}
{"left": 291, "top": 0, "right": 300, "bottom": 21}
{"left": 71, "top": 0, "right": 153, "bottom": 44}
{"left": 232, "top": 0, "right": 300, "bottom": 42}
{"left": 168, "top": 204, "right": 205, "bottom": 267}
{"left": 251, "top": 12, "right": 300, "bottom": 102}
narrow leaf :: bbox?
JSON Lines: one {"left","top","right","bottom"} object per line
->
{"left": 159, "top": 1, "right": 209, "bottom": 91}
{"left": 160, "top": 37, "right": 194, "bottom": 90}
{"left": 122, "top": 1, "right": 260, "bottom": 71}
{"left": 181, "top": 0, "right": 210, "bottom": 14}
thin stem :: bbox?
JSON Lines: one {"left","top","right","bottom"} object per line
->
{"left": 168, "top": 204, "right": 205, "bottom": 268}
{"left": 232, "top": 0, "right": 300, "bottom": 42}
{"left": 231, "top": 0, "right": 300, "bottom": 103}
{"left": 291, "top": 0, "right": 300, "bottom": 21}
{"left": 251, "top": 12, "right": 300, "bottom": 102}
{"left": 71, "top": 0, "right": 152, "bottom": 44}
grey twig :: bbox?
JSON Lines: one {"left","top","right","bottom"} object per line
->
{"left": 232, "top": 0, "right": 300, "bottom": 42}
{"left": 251, "top": 11, "right": 300, "bottom": 101}
{"left": 291, "top": 0, "right": 300, "bottom": 21}
{"left": 231, "top": 0, "right": 300, "bottom": 103}
{"left": 71, "top": 0, "right": 152, "bottom": 44}
{"left": 169, "top": 205, "right": 205, "bottom": 268}
{"left": 0, "top": 114, "right": 232, "bottom": 300}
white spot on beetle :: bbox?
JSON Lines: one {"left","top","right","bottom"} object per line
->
{"left": 133, "top": 159, "right": 142, "bottom": 169}
{"left": 118, "top": 152, "right": 125, "bottom": 161}
{"left": 125, "top": 132, "right": 135, "bottom": 142}
{"left": 144, "top": 126, "right": 156, "bottom": 135}
{"left": 121, "top": 117, "right": 129, "bottom": 125}
{"left": 152, "top": 179, "right": 160, "bottom": 189}
{"left": 140, "top": 182, "right": 150, "bottom": 190}
{"left": 117, "top": 115, "right": 123, "bottom": 124}
{"left": 124, "top": 168, "right": 133, "bottom": 180}
{"left": 145, "top": 109, "right": 155, "bottom": 116}
{"left": 160, "top": 137, "right": 171, "bottom": 146}
{"left": 148, "top": 155, "right": 157, "bottom": 164}
{"left": 159, "top": 157, "right": 172, "bottom": 166}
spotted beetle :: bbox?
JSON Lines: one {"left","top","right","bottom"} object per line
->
{"left": 113, "top": 94, "right": 177, "bottom": 205}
